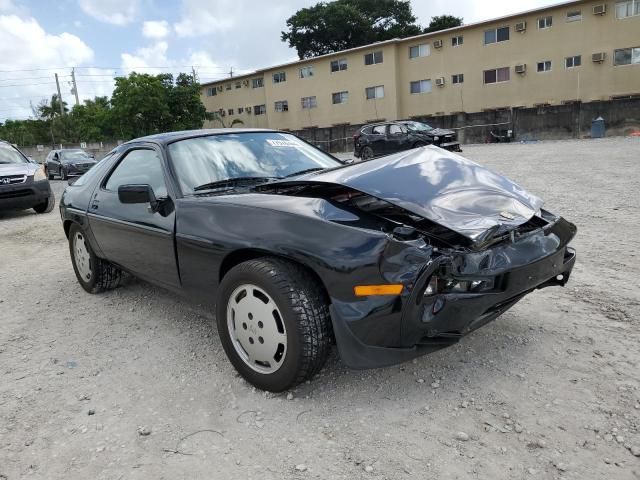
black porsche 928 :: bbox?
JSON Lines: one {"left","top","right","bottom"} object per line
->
{"left": 60, "top": 129, "right": 576, "bottom": 391}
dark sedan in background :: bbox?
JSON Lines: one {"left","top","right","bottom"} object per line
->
{"left": 45, "top": 148, "right": 96, "bottom": 180}
{"left": 354, "top": 121, "right": 461, "bottom": 160}
{"left": 0, "top": 140, "right": 55, "bottom": 213}
{"left": 60, "top": 129, "right": 576, "bottom": 391}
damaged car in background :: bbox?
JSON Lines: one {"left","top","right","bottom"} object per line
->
{"left": 60, "top": 130, "right": 576, "bottom": 391}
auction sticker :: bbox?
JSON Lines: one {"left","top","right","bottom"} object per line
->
{"left": 266, "top": 139, "right": 299, "bottom": 147}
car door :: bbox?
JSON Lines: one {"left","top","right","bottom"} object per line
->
{"left": 386, "top": 124, "right": 410, "bottom": 153}
{"left": 87, "top": 145, "right": 180, "bottom": 288}
{"left": 369, "top": 125, "right": 388, "bottom": 156}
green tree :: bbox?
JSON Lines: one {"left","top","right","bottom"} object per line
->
{"left": 69, "top": 96, "right": 114, "bottom": 142}
{"left": 166, "top": 73, "right": 207, "bottom": 131}
{"left": 424, "top": 15, "right": 463, "bottom": 33}
{"left": 37, "top": 95, "right": 69, "bottom": 120}
{"left": 281, "top": 0, "right": 423, "bottom": 59}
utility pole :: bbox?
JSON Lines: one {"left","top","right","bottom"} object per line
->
{"left": 71, "top": 67, "right": 80, "bottom": 106}
{"left": 191, "top": 65, "right": 197, "bottom": 82}
{"left": 54, "top": 73, "right": 64, "bottom": 116}
{"left": 229, "top": 67, "right": 234, "bottom": 78}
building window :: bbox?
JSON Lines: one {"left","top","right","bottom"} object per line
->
{"left": 452, "top": 35, "right": 463, "bottom": 47}
{"left": 410, "top": 79, "right": 432, "bottom": 94}
{"left": 452, "top": 73, "right": 464, "bottom": 84}
{"left": 299, "top": 66, "right": 314, "bottom": 78}
{"left": 272, "top": 72, "right": 286, "bottom": 83}
{"left": 484, "top": 67, "right": 510, "bottom": 84}
{"left": 566, "top": 10, "right": 582, "bottom": 22}
{"left": 364, "top": 51, "right": 383, "bottom": 65}
{"left": 537, "top": 60, "right": 552, "bottom": 72}
{"left": 275, "top": 100, "right": 289, "bottom": 112}
{"left": 238, "top": 107, "right": 244, "bottom": 114}
{"left": 227, "top": 108, "right": 234, "bottom": 115}
{"left": 225, "top": 83, "right": 232, "bottom": 90}
{"left": 235, "top": 81, "right": 241, "bottom": 89}
{"left": 614, "top": 47, "right": 640, "bottom": 65}
{"left": 254, "top": 104, "right": 266, "bottom": 115}
{"left": 484, "top": 26, "right": 509, "bottom": 44}
{"left": 332, "top": 91, "right": 348, "bottom": 104}
{"left": 565, "top": 55, "right": 582, "bottom": 68}
{"left": 301, "top": 96, "right": 317, "bottom": 109}
{"left": 365, "top": 85, "right": 384, "bottom": 99}
{"left": 330, "top": 59, "right": 347, "bottom": 72}
{"left": 206, "top": 87, "right": 217, "bottom": 96}
{"left": 538, "top": 15, "right": 553, "bottom": 28}
{"left": 616, "top": 0, "right": 640, "bottom": 18}
{"left": 251, "top": 77, "right": 264, "bottom": 88}
{"left": 409, "top": 44, "right": 430, "bottom": 58}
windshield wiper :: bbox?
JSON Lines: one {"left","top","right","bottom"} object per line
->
{"left": 193, "top": 176, "right": 281, "bottom": 192}
{"left": 283, "top": 167, "right": 326, "bottom": 178}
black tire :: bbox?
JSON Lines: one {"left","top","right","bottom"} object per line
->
{"left": 216, "top": 258, "right": 332, "bottom": 392}
{"left": 361, "top": 146, "right": 374, "bottom": 160}
{"left": 33, "top": 192, "right": 55, "bottom": 214}
{"left": 60, "top": 167, "right": 67, "bottom": 180}
{"left": 45, "top": 166, "right": 54, "bottom": 180}
{"left": 68, "top": 223, "right": 122, "bottom": 294}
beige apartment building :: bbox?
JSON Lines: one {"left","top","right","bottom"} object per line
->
{"left": 201, "top": 0, "right": 640, "bottom": 131}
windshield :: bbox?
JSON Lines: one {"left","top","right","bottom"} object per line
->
{"left": 62, "top": 150, "right": 92, "bottom": 161}
{"left": 405, "top": 121, "right": 433, "bottom": 132}
{"left": 0, "top": 144, "right": 28, "bottom": 164}
{"left": 168, "top": 132, "right": 342, "bottom": 194}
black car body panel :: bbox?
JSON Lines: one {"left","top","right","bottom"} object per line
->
{"left": 60, "top": 129, "right": 576, "bottom": 370}
{"left": 0, "top": 142, "right": 52, "bottom": 211}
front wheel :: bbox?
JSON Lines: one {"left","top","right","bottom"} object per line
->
{"left": 33, "top": 192, "right": 55, "bottom": 214}
{"left": 68, "top": 224, "right": 122, "bottom": 293}
{"left": 60, "top": 167, "right": 67, "bottom": 180}
{"left": 361, "top": 146, "right": 374, "bottom": 160}
{"left": 216, "top": 258, "right": 332, "bottom": 392}
{"left": 45, "top": 166, "right": 54, "bottom": 180}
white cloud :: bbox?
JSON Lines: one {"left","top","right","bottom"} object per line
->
{"left": 0, "top": 14, "right": 95, "bottom": 121}
{"left": 142, "top": 20, "right": 170, "bottom": 39}
{"left": 78, "top": 0, "right": 138, "bottom": 25}
{"left": 174, "top": 0, "right": 237, "bottom": 37}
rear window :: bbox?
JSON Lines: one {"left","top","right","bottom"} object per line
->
{"left": 0, "top": 143, "right": 28, "bottom": 164}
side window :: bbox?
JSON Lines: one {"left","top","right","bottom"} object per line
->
{"left": 104, "top": 149, "right": 167, "bottom": 198}
{"left": 389, "top": 124, "right": 405, "bottom": 135}
{"left": 372, "top": 125, "right": 386, "bottom": 135}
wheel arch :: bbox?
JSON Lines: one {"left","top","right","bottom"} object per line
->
{"left": 63, "top": 219, "right": 73, "bottom": 238}
{"left": 219, "top": 248, "right": 331, "bottom": 305}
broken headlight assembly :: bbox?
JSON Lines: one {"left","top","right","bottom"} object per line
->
{"left": 424, "top": 276, "right": 495, "bottom": 296}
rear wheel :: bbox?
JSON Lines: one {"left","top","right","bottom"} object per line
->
{"left": 33, "top": 192, "right": 55, "bottom": 214}
{"left": 68, "top": 224, "right": 121, "bottom": 293}
{"left": 361, "top": 146, "right": 374, "bottom": 160}
{"left": 216, "top": 258, "right": 332, "bottom": 392}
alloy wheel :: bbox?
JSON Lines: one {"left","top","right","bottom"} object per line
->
{"left": 73, "top": 232, "right": 92, "bottom": 282}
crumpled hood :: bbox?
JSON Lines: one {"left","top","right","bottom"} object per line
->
{"left": 419, "top": 128, "right": 455, "bottom": 137}
{"left": 291, "top": 146, "right": 544, "bottom": 241}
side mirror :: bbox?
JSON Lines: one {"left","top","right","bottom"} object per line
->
{"left": 118, "top": 184, "right": 156, "bottom": 207}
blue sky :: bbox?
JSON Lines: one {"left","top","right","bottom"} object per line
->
{"left": 0, "top": 0, "right": 553, "bottom": 121}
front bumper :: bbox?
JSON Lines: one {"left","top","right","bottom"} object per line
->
{"left": 65, "top": 163, "right": 95, "bottom": 176}
{"left": 0, "top": 179, "right": 51, "bottom": 211}
{"left": 439, "top": 141, "right": 462, "bottom": 152}
{"left": 331, "top": 216, "right": 577, "bottom": 369}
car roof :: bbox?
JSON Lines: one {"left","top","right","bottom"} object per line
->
{"left": 128, "top": 128, "right": 278, "bottom": 147}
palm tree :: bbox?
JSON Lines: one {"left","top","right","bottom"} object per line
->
{"left": 37, "top": 95, "right": 68, "bottom": 120}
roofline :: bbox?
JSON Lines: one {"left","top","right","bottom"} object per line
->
{"left": 200, "top": 0, "right": 587, "bottom": 86}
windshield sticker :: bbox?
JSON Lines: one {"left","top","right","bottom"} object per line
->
{"left": 266, "top": 139, "right": 300, "bottom": 147}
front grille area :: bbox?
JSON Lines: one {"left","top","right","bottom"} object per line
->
{"left": 0, "top": 174, "right": 27, "bottom": 185}
{"left": 0, "top": 188, "right": 32, "bottom": 199}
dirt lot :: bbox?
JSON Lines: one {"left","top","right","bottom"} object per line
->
{"left": 1, "top": 137, "right": 640, "bottom": 480}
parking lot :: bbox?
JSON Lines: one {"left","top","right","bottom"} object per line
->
{"left": 1, "top": 137, "right": 640, "bottom": 480}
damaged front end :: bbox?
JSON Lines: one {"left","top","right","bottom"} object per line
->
{"left": 255, "top": 148, "right": 577, "bottom": 368}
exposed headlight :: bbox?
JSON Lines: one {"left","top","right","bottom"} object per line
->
{"left": 33, "top": 166, "right": 46, "bottom": 181}
{"left": 433, "top": 136, "right": 440, "bottom": 142}
{"left": 424, "top": 276, "right": 495, "bottom": 296}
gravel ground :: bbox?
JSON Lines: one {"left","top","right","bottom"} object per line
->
{"left": 1, "top": 137, "right": 640, "bottom": 480}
